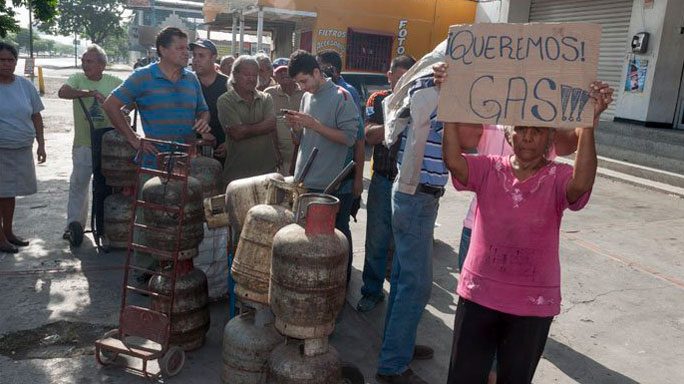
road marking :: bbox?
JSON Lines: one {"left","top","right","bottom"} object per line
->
{"left": 564, "top": 234, "right": 684, "bottom": 290}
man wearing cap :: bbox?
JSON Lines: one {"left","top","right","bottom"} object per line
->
{"left": 264, "top": 57, "right": 304, "bottom": 175}
{"left": 191, "top": 38, "right": 229, "bottom": 161}
{"left": 255, "top": 53, "right": 277, "bottom": 92}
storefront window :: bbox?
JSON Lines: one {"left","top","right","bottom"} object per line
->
{"left": 346, "top": 29, "right": 392, "bottom": 72}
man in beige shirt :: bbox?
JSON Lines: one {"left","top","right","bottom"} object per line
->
{"left": 217, "top": 55, "right": 278, "bottom": 185}
{"left": 264, "top": 58, "right": 304, "bottom": 175}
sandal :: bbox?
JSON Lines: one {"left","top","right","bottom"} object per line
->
{"left": 0, "top": 242, "right": 19, "bottom": 254}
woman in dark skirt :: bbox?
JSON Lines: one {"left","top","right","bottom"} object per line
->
{"left": 0, "top": 42, "right": 46, "bottom": 253}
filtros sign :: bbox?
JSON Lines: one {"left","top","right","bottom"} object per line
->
{"left": 437, "top": 23, "right": 601, "bottom": 129}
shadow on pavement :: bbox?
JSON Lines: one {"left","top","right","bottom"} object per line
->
{"left": 544, "top": 338, "right": 640, "bottom": 384}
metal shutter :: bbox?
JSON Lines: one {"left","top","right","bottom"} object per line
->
{"left": 529, "top": 0, "right": 633, "bottom": 120}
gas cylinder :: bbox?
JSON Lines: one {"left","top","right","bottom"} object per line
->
{"left": 190, "top": 144, "right": 223, "bottom": 199}
{"left": 225, "top": 173, "right": 284, "bottom": 234}
{"left": 267, "top": 338, "right": 341, "bottom": 384}
{"left": 103, "top": 192, "right": 134, "bottom": 249}
{"left": 139, "top": 174, "right": 205, "bottom": 256}
{"left": 222, "top": 308, "right": 284, "bottom": 384}
{"left": 269, "top": 194, "right": 349, "bottom": 339}
{"left": 149, "top": 262, "right": 210, "bottom": 351}
{"left": 101, "top": 129, "right": 137, "bottom": 187}
{"left": 232, "top": 180, "right": 296, "bottom": 304}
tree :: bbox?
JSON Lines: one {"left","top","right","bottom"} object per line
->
{"left": 0, "top": 0, "right": 58, "bottom": 38}
{"left": 100, "top": 22, "right": 130, "bottom": 62}
{"left": 38, "top": 0, "right": 125, "bottom": 45}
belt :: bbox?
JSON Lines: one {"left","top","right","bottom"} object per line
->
{"left": 417, "top": 183, "right": 445, "bottom": 197}
{"left": 374, "top": 171, "right": 396, "bottom": 182}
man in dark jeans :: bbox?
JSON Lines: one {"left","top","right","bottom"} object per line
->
{"left": 357, "top": 55, "right": 416, "bottom": 312}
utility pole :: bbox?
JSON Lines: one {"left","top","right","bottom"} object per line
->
{"left": 74, "top": 31, "right": 78, "bottom": 67}
{"left": 28, "top": 0, "right": 34, "bottom": 81}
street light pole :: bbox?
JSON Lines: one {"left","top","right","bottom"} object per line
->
{"left": 74, "top": 31, "right": 78, "bottom": 67}
{"left": 28, "top": 0, "right": 33, "bottom": 59}
{"left": 28, "top": 0, "right": 34, "bottom": 81}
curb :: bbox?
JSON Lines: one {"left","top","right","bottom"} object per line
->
{"left": 556, "top": 156, "right": 684, "bottom": 199}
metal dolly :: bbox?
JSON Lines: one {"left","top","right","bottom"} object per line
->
{"left": 95, "top": 138, "right": 195, "bottom": 379}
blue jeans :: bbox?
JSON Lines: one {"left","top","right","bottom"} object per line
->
{"left": 360, "top": 173, "right": 394, "bottom": 298}
{"left": 335, "top": 191, "right": 354, "bottom": 285}
{"left": 457, "top": 226, "right": 472, "bottom": 271}
{"left": 377, "top": 184, "right": 440, "bottom": 375}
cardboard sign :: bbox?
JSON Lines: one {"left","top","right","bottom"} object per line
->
{"left": 437, "top": 23, "right": 601, "bottom": 128}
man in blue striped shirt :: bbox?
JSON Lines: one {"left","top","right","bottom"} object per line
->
{"left": 103, "top": 27, "right": 211, "bottom": 157}
{"left": 376, "top": 76, "right": 446, "bottom": 384}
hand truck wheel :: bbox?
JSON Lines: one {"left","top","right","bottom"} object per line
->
{"left": 67, "top": 221, "right": 84, "bottom": 247}
{"left": 160, "top": 346, "right": 185, "bottom": 377}
{"left": 96, "top": 329, "right": 119, "bottom": 365}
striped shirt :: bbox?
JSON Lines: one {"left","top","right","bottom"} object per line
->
{"left": 396, "top": 77, "right": 449, "bottom": 187}
{"left": 112, "top": 62, "right": 208, "bottom": 142}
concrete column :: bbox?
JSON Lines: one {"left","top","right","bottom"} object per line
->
{"left": 475, "top": 0, "right": 530, "bottom": 23}
{"left": 274, "top": 25, "right": 294, "bottom": 58}
{"left": 231, "top": 13, "right": 238, "bottom": 56}
{"left": 239, "top": 11, "right": 245, "bottom": 55}
{"left": 257, "top": 7, "right": 264, "bottom": 52}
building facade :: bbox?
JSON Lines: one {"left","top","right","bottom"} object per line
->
{"left": 203, "top": 0, "right": 477, "bottom": 72}
{"left": 477, "top": 0, "right": 684, "bottom": 129}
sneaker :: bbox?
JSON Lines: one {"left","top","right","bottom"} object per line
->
{"left": 356, "top": 293, "right": 384, "bottom": 312}
{"left": 412, "top": 345, "right": 434, "bottom": 360}
{"left": 375, "top": 368, "right": 428, "bottom": 384}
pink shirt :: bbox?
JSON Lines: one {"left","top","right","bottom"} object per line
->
{"left": 453, "top": 155, "right": 590, "bottom": 317}
{"left": 463, "top": 125, "right": 558, "bottom": 228}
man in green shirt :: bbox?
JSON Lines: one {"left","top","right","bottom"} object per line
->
{"left": 217, "top": 55, "right": 278, "bottom": 185}
{"left": 58, "top": 44, "right": 122, "bottom": 241}
{"left": 264, "top": 58, "right": 304, "bottom": 175}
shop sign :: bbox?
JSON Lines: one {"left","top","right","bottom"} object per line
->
{"left": 316, "top": 28, "right": 346, "bottom": 54}
{"left": 438, "top": 23, "right": 601, "bottom": 129}
{"left": 397, "top": 20, "right": 408, "bottom": 55}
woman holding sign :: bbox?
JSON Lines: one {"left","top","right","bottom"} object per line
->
{"left": 442, "top": 79, "right": 613, "bottom": 383}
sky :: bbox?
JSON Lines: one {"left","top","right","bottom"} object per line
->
{"left": 10, "top": 5, "right": 77, "bottom": 44}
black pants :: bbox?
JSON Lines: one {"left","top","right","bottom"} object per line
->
{"left": 447, "top": 298, "right": 553, "bottom": 384}
{"left": 91, "top": 128, "right": 113, "bottom": 237}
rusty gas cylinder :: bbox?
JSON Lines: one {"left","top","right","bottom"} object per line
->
{"left": 139, "top": 172, "right": 205, "bottom": 257}
{"left": 103, "top": 192, "right": 134, "bottom": 249}
{"left": 225, "top": 173, "right": 284, "bottom": 234}
{"left": 269, "top": 194, "right": 349, "bottom": 339}
{"left": 149, "top": 261, "right": 210, "bottom": 351}
{"left": 101, "top": 129, "right": 137, "bottom": 187}
{"left": 190, "top": 144, "right": 223, "bottom": 199}
{"left": 221, "top": 307, "right": 284, "bottom": 384}
{"left": 232, "top": 180, "right": 295, "bottom": 304}
{"left": 267, "top": 338, "right": 341, "bottom": 384}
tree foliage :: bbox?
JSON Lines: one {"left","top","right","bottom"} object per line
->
{"left": 3, "top": 27, "right": 69, "bottom": 55}
{"left": 38, "top": 0, "right": 125, "bottom": 45}
{"left": 100, "top": 22, "right": 130, "bottom": 62}
{"left": 0, "top": 0, "right": 58, "bottom": 38}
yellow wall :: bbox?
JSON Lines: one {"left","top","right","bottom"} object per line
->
{"left": 256, "top": 0, "right": 476, "bottom": 69}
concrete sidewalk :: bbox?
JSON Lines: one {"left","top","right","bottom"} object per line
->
{"left": 0, "top": 98, "right": 683, "bottom": 383}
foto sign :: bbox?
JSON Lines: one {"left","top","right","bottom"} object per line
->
{"left": 437, "top": 23, "right": 601, "bottom": 128}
